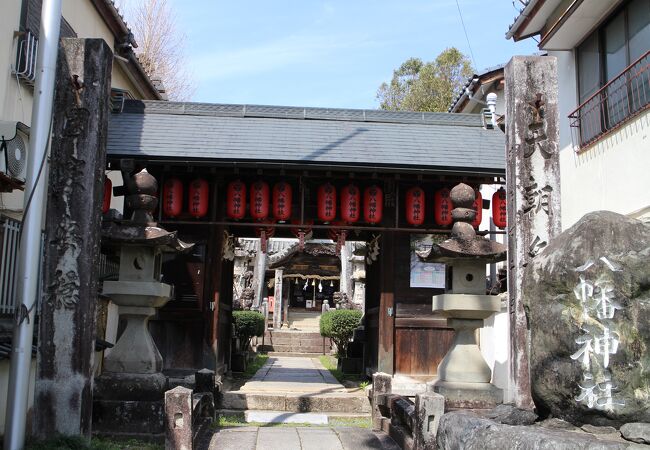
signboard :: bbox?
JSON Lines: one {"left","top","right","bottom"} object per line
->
{"left": 410, "top": 234, "right": 446, "bottom": 289}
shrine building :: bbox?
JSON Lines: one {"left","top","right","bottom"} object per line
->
{"left": 104, "top": 100, "right": 507, "bottom": 385}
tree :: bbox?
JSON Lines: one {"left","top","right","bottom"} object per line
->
{"left": 126, "top": 0, "right": 196, "bottom": 101}
{"left": 377, "top": 47, "right": 473, "bottom": 113}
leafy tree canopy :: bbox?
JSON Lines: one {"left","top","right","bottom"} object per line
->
{"left": 377, "top": 47, "right": 474, "bottom": 112}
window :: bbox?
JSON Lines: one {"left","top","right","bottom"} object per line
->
{"left": 573, "top": 0, "right": 650, "bottom": 147}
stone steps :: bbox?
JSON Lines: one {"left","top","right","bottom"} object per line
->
{"left": 219, "top": 392, "right": 371, "bottom": 414}
{"left": 259, "top": 330, "right": 332, "bottom": 355}
{"left": 216, "top": 409, "right": 371, "bottom": 422}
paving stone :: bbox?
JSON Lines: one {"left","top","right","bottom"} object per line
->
{"left": 206, "top": 428, "right": 257, "bottom": 450}
{"left": 256, "top": 427, "right": 301, "bottom": 450}
{"left": 297, "top": 427, "right": 343, "bottom": 450}
{"left": 205, "top": 426, "right": 400, "bottom": 450}
{"left": 335, "top": 426, "right": 400, "bottom": 450}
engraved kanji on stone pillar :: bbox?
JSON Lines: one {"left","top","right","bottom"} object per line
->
{"left": 505, "top": 56, "right": 561, "bottom": 409}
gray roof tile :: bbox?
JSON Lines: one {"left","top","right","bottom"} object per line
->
{"left": 107, "top": 100, "right": 505, "bottom": 174}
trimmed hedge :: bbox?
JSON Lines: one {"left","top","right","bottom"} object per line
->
{"left": 320, "top": 309, "right": 362, "bottom": 358}
{"left": 233, "top": 310, "right": 265, "bottom": 351}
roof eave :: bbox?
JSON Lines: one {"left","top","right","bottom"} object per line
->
{"left": 506, "top": 0, "right": 545, "bottom": 41}
{"left": 115, "top": 51, "right": 163, "bottom": 100}
{"left": 90, "top": 0, "right": 137, "bottom": 48}
{"left": 105, "top": 153, "right": 506, "bottom": 177}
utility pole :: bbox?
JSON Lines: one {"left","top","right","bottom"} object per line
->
{"left": 4, "top": 0, "right": 61, "bottom": 448}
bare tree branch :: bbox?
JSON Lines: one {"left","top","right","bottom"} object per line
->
{"left": 121, "top": 0, "right": 196, "bottom": 101}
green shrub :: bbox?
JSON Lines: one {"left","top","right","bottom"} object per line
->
{"left": 319, "top": 309, "right": 362, "bottom": 357}
{"left": 232, "top": 310, "right": 265, "bottom": 351}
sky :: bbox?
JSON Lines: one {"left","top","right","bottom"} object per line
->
{"left": 157, "top": 0, "right": 539, "bottom": 108}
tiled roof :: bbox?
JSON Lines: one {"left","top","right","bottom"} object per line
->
{"left": 448, "top": 64, "right": 506, "bottom": 113}
{"left": 107, "top": 101, "right": 505, "bottom": 175}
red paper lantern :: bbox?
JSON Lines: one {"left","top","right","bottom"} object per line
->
{"left": 363, "top": 185, "right": 383, "bottom": 224}
{"left": 102, "top": 177, "right": 112, "bottom": 214}
{"left": 472, "top": 188, "right": 483, "bottom": 228}
{"left": 226, "top": 180, "right": 246, "bottom": 220}
{"left": 492, "top": 187, "right": 507, "bottom": 229}
{"left": 405, "top": 186, "right": 425, "bottom": 226}
{"left": 189, "top": 178, "right": 209, "bottom": 218}
{"left": 250, "top": 180, "right": 270, "bottom": 221}
{"left": 272, "top": 181, "right": 292, "bottom": 221}
{"left": 317, "top": 183, "right": 337, "bottom": 223}
{"left": 162, "top": 177, "right": 183, "bottom": 218}
{"left": 340, "top": 184, "right": 360, "bottom": 224}
{"left": 434, "top": 187, "right": 453, "bottom": 227}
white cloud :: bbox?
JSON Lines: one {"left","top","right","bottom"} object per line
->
{"left": 192, "top": 32, "right": 380, "bottom": 82}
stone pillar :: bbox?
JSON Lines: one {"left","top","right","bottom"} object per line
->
{"left": 273, "top": 269, "right": 283, "bottom": 329}
{"left": 371, "top": 372, "right": 392, "bottom": 431}
{"left": 252, "top": 240, "right": 266, "bottom": 309}
{"left": 350, "top": 243, "right": 367, "bottom": 309}
{"left": 261, "top": 300, "right": 269, "bottom": 328}
{"left": 339, "top": 242, "right": 351, "bottom": 296}
{"left": 505, "top": 56, "right": 561, "bottom": 409}
{"left": 35, "top": 38, "right": 112, "bottom": 438}
{"left": 164, "top": 386, "right": 192, "bottom": 450}
{"left": 282, "top": 276, "right": 290, "bottom": 328}
{"left": 414, "top": 392, "right": 445, "bottom": 450}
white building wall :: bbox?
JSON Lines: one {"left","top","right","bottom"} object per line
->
{"left": 551, "top": 50, "right": 650, "bottom": 230}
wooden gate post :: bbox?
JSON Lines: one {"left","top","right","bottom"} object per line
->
{"left": 34, "top": 38, "right": 112, "bottom": 438}
{"left": 377, "top": 231, "right": 395, "bottom": 375}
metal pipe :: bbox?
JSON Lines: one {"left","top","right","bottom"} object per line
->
{"left": 5, "top": 0, "right": 61, "bottom": 447}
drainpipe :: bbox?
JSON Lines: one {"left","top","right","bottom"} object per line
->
{"left": 4, "top": 0, "right": 61, "bottom": 448}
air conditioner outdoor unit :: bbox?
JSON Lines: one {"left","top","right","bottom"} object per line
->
{"left": 0, "top": 121, "right": 29, "bottom": 183}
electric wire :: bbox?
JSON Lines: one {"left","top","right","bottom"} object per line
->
{"left": 455, "top": 0, "right": 478, "bottom": 70}
{"left": 16, "top": 115, "right": 52, "bottom": 325}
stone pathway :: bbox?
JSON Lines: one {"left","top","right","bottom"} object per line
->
{"left": 240, "top": 356, "right": 346, "bottom": 394}
{"left": 207, "top": 356, "right": 399, "bottom": 449}
{"left": 202, "top": 426, "right": 401, "bottom": 450}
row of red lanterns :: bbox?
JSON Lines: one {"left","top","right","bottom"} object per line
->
{"left": 404, "top": 186, "right": 507, "bottom": 229}
{"left": 226, "top": 181, "right": 385, "bottom": 225}
{"left": 162, "top": 178, "right": 210, "bottom": 218}
{"left": 226, "top": 180, "right": 295, "bottom": 221}
{"left": 152, "top": 177, "right": 506, "bottom": 229}
{"left": 315, "top": 183, "right": 384, "bottom": 224}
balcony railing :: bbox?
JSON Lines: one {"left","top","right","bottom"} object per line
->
{"left": 569, "top": 50, "right": 649, "bottom": 151}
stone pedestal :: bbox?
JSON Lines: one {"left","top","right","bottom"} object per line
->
{"left": 431, "top": 295, "right": 503, "bottom": 408}
{"left": 438, "top": 319, "right": 491, "bottom": 383}
{"left": 102, "top": 280, "right": 171, "bottom": 374}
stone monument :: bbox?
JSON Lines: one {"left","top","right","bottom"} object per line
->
{"left": 93, "top": 165, "right": 192, "bottom": 438}
{"left": 423, "top": 183, "right": 506, "bottom": 408}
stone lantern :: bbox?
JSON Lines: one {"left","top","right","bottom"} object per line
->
{"left": 94, "top": 166, "right": 192, "bottom": 435}
{"left": 420, "top": 183, "right": 506, "bottom": 408}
